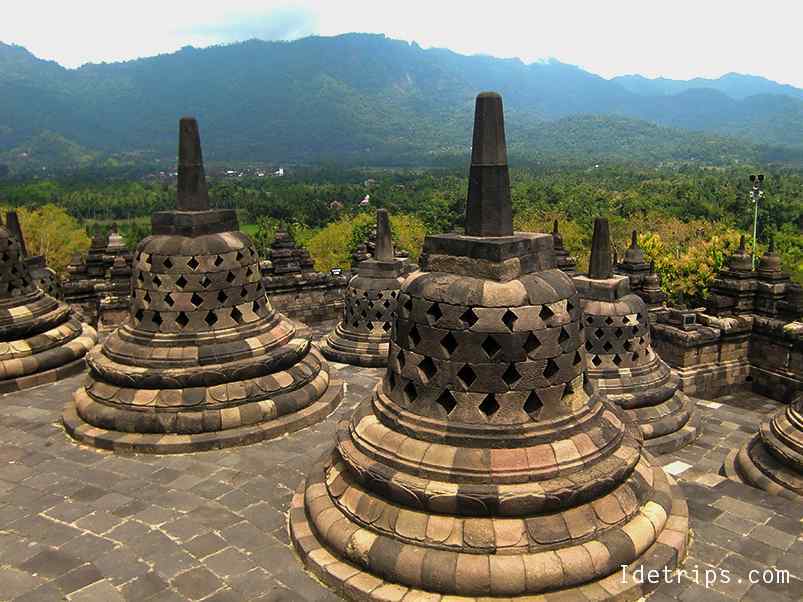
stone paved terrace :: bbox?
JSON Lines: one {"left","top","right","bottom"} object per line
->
{"left": 0, "top": 321, "right": 801, "bottom": 602}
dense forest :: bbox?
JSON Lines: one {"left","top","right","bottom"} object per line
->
{"left": 2, "top": 34, "right": 803, "bottom": 174}
{"left": 1, "top": 164, "right": 800, "bottom": 308}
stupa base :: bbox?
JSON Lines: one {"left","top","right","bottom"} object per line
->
{"left": 320, "top": 326, "right": 390, "bottom": 368}
{"left": 722, "top": 435, "right": 803, "bottom": 501}
{"left": 62, "top": 379, "right": 343, "bottom": 454}
{"left": 289, "top": 450, "right": 689, "bottom": 602}
{"left": 642, "top": 409, "right": 702, "bottom": 456}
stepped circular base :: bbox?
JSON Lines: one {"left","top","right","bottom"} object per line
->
{"left": 642, "top": 407, "right": 702, "bottom": 456}
{"left": 289, "top": 450, "right": 689, "bottom": 601}
{"left": 62, "top": 379, "right": 343, "bottom": 454}
{"left": 723, "top": 436, "right": 803, "bottom": 501}
{"left": 320, "top": 326, "right": 390, "bottom": 368}
{"left": 0, "top": 355, "right": 88, "bottom": 395}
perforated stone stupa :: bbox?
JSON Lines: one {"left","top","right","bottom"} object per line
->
{"left": 5, "top": 210, "right": 62, "bottom": 299}
{"left": 574, "top": 218, "right": 700, "bottom": 454}
{"left": 62, "top": 117, "right": 342, "bottom": 453}
{"left": 290, "top": 92, "right": 689, "bottom": 600}
{"left": 615, "top": 230, "right": 667, "bottom": 309}
{"left": 0, "top": 214, "right": 97, "bottom": 393}
{"left": 552, "top": 219, "right": 577, "bottom": 275}
{"left": 320, "top": 209, "right": 407, "bottom": 367}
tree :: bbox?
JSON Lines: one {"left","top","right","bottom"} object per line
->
{"left": 12, "top": 204, "right": 91, "bottom": 274}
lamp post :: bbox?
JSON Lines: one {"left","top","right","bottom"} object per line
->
{"left": 748, "top": 174, "right": 764, "bottom": 269}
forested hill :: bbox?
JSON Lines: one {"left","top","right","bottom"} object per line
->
{"left": 1, "top": 33, "right": 802, "bottom": 171}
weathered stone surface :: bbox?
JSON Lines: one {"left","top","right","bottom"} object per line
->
{"left": 0, "top": 212, "right": 97, "bottom": 393}
{"left": 62, "top": 117, "right": 342, "bottom": 453}
{"left": 320, "top": 210, "right": 409, "bottom": 367}
{"left": 575, "top": 219, "right": 701, "bottom": 454}
{"left": 290, "top": 93, "right": 688, "bottom": 600}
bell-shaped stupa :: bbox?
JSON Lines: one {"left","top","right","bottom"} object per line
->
{"left": 574, "top": 218, "right": 701, "bottom": 454}
{"left": 0, "top": 214, "right": 96, "bottom": 393}
{"left": 320, "top": 209, "right": 407, "bottom": 367}
{"left": 724, "top": 393, "right": 803, "bottom": 500}
{"left": 552, "top": 219, "right": 577, "bottom": 274}
{"left": 63, "top": 118, "right": 343, "bottom": 453}
{"left": 290, "top": 93, "right": 689, "bottom": 600}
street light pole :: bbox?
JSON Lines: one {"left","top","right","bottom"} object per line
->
{"left": 748, "top": 174, "right": 764, "bottom": 269}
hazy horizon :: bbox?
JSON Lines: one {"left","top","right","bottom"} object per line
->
{"left": 2, "top": 0, "right": 802, "bottom": 88}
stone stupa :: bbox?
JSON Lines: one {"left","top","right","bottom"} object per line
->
{"left": 63, "top": 117, "right": 343, "bottom": 453}
{"left": 724, "top": 392, "right": 803, "bottom": 500}
{"left": 0, "top": 214, "right": 96, "bottom": 393}
{"left": 290, "top": 92, "right": 689, "bottom": 600}
{"left": 615, "top": 230, "right": 667, "bottom": 308}
{"left": 574, "top": 218, "right": 701, "bottom": 454}
{"left": 5, "top": 211, "right": 63, "bottom": 299}
{"left": 552, "top": 219, "right": 577, "bottom": 274}
{"left": 320, "top": 209, "right": 407, "bottom": 367}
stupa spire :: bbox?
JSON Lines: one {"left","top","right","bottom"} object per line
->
{"left": 5, "top": 211, "right": 27, "bottom": 257}
{"left": 374, "top": 209, "right": 393, "bottom": 261}
{"left": 176, "top": 117, "right": 210, "bottom": 212}
{"left": 465, "top": 92, "right": 513, "bottom": 237}
{"left": 588, "top": 217, "right": 613, "bottom": 279}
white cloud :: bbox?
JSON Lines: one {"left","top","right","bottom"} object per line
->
{"left": 1, "top": 0, "right": 801, "bottom": 87}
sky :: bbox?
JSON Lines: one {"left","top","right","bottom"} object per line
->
{"left": 2, "top": 0, "right": 802, "bottom": 87}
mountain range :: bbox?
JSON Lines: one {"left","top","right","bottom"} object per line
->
{"left": 1, "top": 33, "right": 802, "bottom": 173}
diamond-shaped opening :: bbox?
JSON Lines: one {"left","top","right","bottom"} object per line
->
{"left": 377, "top": 292, "right": 383, "bottom": 299}
{"left": 145, "top": 255, "right": 152, "bottom": 265}
{"left": 152, "top": 311, "right": 163, "bottom": 327}
{"left": 574, "top": 351, "right": 583, "bottom": 366}
{"left": 252, "top": 299, "right": 261, "bottom": 313}
{"left": 460, "top": 308, "right": 479, "bottom": 328}
{"left": 622, "top": 316, "right": 630, "bottom": 324}
{"left": 403, "top": 381, "right": 418, "bottom": 403}
{"left": 440, "top": 332, "right": 458, "bottom": 356}
{"left": 187, "top": 256, "right": 199, "bottom": 270}
{"left": 366, "top": 321, "right": 374, "bottom": 330}
{"left": 204, "top": 311, "right": 218, "bottom": 327}
{"left": 637, "top": 313, "right": 643, "bottom": 322}
{"left": 567, "top": 299, "right": 574, "bottom": 312}
{"left": 591, "top": 355, "right": 602, "bottom": 367}
{"left": 457, "top": 364, "right": 477, "bottom": 388}
{"left": 375, "top": 311, "right": 383, "bottom": 320}
{"left": 176, "top": 311, "right": 190, "bottom": 328}
{"left": 200, "top": 275, "right": 212, "bottom": 288}
{"left": 231, "top": 306, "right": 243, "bottom": 324}
{"left": 585, "top": 315, "right": 594, "bottom": 325}
{"left": 524, "top": 391, "right": 543, "bottom": 419}
{"left": 479, "top": 394, "right": 500, "bottom": 417}
{"left": 603, "top": 341, "right": 613, "bottom": 352}
{"left": 408, "top": 325, "right": 422, "bottom": 347}
{"left": 594, "top": 328, "right": 604, "bottom": 340}
{"left": 633, "top": 351, "right": 640, "bottom": 361}
{"left": 137, "top": 272, "right": 145, "bottom": 284}
{"left": 403, "top": 297, "right": 413, "bottom": 312}
{"left": 481, "top": 336, "right": 501, "bottom": 358}
{"left": 246, "top": 267, "right": 254, "bottom": 278}
{"left": 176, "top": 274, "right": 188, "bottom": 289}
{"left": 426, "top": 303, "right": 443, "bottom": 324}
{"left": 191, "top": 292, "right": 204, "bottom": 308}
{"left": 236, "top": 250, "right": 244, "bottom": 262}
{"left": 558, "top": 327, "right": 570, "bottom": 344}
{"left": 502, "top": 363, "right": 521, "bottom": 387}
{"left": 384, "top": 300, "right": 391, "bottom": 308}
{"left": 435, "top": 390, "right": 457, "bottom": 415}
{"left": 418, "top": 356, "right": 437, "bottom": 381}
{"left": 543, "top": 358, "right": 560, "bottom": 380}
{"left": 382, "top": 321, "right": 392, "bottom": 332}
{"left": 226, "top": 271, "right": 236, "bottom": 283}
{"left": 218, "top": 290, "right": 229, "bottom": 304}
{"left": 539, "top": 305, "right": 554, "bottom": 321}
{"left": 614, "top": 328, "right": 624, "bottom": 338}
{"left": 143, "top": 291, "right": 151, "bottom": 305}
{"left": 605, "top": 316, "right": 614, "bottom": 325}
{"left": 397, "top": 350, "right": 406, "bottom": 369}
{"left": 563, "top": 381, "right": 575, "bottom": 398}
{"left": 163, "top": 257, "right": 173, "bottom": 269}
{"left": 523, "top": 332, "right": 541, "bottom": 354}
{"left": 152, "top": 274, "right": 162, "bottom": 287}
{"left": 390, "top": 292, "right": 397, "bottom": 298}
{"left": 624, "top": 340, "right": 633, "bottom": 352}
{"left": 585, "top": 340, "right": 593, "bottom": 351}
{"left": 613, "top": 354, "right": 623, "bottom": 366}
{"left": 361, "top": 310, "right": 368, "bottom": 318}
{"left": 214, "top": 255, "right": 224, "bottom": 267}
{"left": 165, "top": 292, "right": 175, "bottom": 307}
{"left": 502, "top": 309, "right": 518, "bottom": 331}
{"left": 134, "top": 308, "right": 144, "bottom": 323}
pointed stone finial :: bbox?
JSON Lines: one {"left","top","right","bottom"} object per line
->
{"left": 465, "top": 92, "right": 513, "bottom": 237}
{"left": 630, "top": 230, "right": 638, "bottom": 247}
{"left": 374, "top": 209, "right": 393, "bottom": 261}
{"left": 768, "top": 237, "right": 775, "bottom": 254}
{"left": 588, "top": 218, "right": 613, "bottom": 279}
{"left": 650, "top": 260, "right": 656, "bottom": 273}
{"left": 176, "top": 117, "right": 210, "bottom": 212}
{"left": 553, "top": 220, "right": 559, "bottom": 235}
{"left": 739, "top": 235, "right": 746, "bottom": 251}
{"left": 5, "top": 211, "right": 27, "bottom": 256}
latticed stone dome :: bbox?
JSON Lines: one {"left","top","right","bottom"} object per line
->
{"left": 290, "top": 92, "right": 689, "bottom": 600}
{"left": 63, "top": 118, "right": 342, "bottom": 453}
{"left": 0, "top": 217, "right": 97, "bottom": 393}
